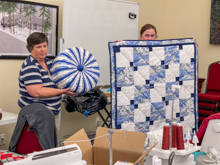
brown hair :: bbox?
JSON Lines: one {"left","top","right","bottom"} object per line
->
{"left": 140, "top": 24, "right": 157, "bottom": 36}
{"left": 26, "top": 32, "right": 48, "bottom": 52}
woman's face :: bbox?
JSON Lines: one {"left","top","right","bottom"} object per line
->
{"left": 31, "top": 42, "right": 48, "bottom": 61}
{"left": 140, "top": 29, "right": 156, "bottom": 40}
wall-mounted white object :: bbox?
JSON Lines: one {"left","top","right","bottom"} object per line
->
{"left": 61, "top": 0, "right": 139, "bottom": 86}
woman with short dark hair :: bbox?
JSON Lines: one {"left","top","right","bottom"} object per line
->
{"left": 26, "top": 32, "right": 48, "bottom": 52}
{"left": 18, "top": 32, "right": 75, "bottom": 131}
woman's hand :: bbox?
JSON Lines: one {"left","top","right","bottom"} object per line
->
{"left": 194, "top": 39, "right": 199, "bottom": 47}
{"left": 62, "top": 88, "right": 76, "bottom": 96}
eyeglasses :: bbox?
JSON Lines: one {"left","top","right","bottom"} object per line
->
{"left": 145, "top": 34, "right": 156, "bottom": 38}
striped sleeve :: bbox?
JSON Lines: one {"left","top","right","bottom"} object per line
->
{"left": 20, "top": 60, "right": 42, "bottom": 86}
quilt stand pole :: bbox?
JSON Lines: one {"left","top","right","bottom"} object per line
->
{"left": 108, "top": 129, "right": 114, "bottom": 165}
{"left": 170, "top": 91, "right": 174, "bottom": 150}
{"left": 170, "top": 86, "right": 179, "bottom": 150}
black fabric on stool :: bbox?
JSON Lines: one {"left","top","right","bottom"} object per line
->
{"left": 63, "top": 88, "right": 111, "bottom": 127}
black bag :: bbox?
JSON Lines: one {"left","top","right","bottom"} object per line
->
{"left": 63, "top": 88, "right": 107, "bottom": 116}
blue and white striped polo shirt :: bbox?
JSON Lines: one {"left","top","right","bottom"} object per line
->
{"left": 18, "top": 55, "right": 61, "bottom": 115}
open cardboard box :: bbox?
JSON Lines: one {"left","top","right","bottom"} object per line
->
{"left": 64, "top": 127, "right": 156, "bottom": 165}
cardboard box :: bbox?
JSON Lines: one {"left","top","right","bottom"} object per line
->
{"left": 64, "top": 127, "right": 156, "bottom": 165}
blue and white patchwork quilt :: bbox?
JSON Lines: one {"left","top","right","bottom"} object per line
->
{"left": 109, "top": 39, "right": 198, "bottom": 134}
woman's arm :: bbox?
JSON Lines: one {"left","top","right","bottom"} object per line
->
{"left": 26, "top": 84, "right": 75, "bottom": 98}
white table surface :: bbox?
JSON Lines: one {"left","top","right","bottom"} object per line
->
{"left": 196, "top": 155, "right": 220, "bottom": 165}
{"left": 0, "top": 111, "right": 18, "bottom": 126}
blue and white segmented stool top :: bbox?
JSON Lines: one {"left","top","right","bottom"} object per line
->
{"left": 51, "top": 47, "right": 100, "bottom": 95}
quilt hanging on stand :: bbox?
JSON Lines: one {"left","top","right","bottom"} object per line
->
{"left": 109, "top": 39, "right": 198, "bottom": 134}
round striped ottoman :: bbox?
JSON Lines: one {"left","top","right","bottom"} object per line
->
{"left": 51, "top": 47, "right": 100, "bottom": 95}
